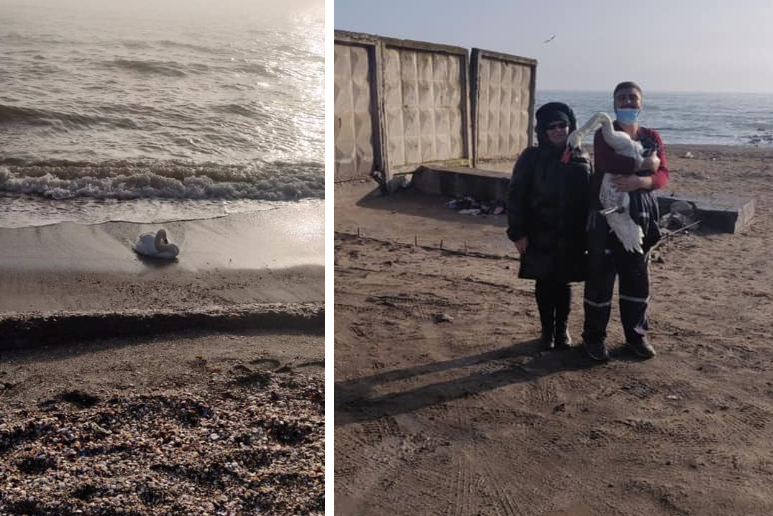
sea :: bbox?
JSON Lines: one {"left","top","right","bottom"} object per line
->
{"left": 0, "top": 1, "right": 324, "bottom": 228}
{"left": 537, "top": 90, "right": 773, "bottom": 148}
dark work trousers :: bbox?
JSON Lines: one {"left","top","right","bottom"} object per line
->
{"left": 582, "top": 234, "right": 650, "bottom": 346}
{"left": 535, "top": 279, "right": 572, "bottom": 335}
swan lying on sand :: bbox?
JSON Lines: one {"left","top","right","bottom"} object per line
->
{"left": 133, "top": 228, "right": 179, "bottom": 259}
{"left": 565, "top": 111, "right": 645, "bottom": 254}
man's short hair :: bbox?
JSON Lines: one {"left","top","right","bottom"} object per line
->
{"left": 613, "top": 81, "right": 643, "bottom": 98}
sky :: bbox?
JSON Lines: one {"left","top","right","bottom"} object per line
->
{"left": 334, "top": 0, "right": 773, "bottom": 94}
{"left": 0, "top": 0, "right": 322, "bottom": 27}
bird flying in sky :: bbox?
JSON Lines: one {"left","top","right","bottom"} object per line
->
{"left": 543, "top": 35, "right": 556, "bottom": 44}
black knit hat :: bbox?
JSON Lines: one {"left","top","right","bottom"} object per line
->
{"left": 537, "top": 108, "right": 569, "bottom": 126}
{"left": 535, "top": 101, "right": 577, "bottom": 145}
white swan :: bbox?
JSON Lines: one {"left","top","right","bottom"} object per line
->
{"left": 566, "top": 112, "right": 645, "bottom": 254}
{"left": 133, "top": 229, "right": 179, "bottom": 259}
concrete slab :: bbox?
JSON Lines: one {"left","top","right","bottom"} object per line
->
{"left": 410, "top": 165, "right": 510, "bottom": 201}
{"left": 411, "top": 165, "right": 755, "bottom": 234}
{"left": 656, "top": 192, "right": 755, "bottom": 234}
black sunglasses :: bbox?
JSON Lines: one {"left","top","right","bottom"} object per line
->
{"left": 546, "top": 122, "right": 568, "bottom": 130}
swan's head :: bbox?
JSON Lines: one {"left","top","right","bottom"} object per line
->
{"left": 567, "top": 112, "right": 614, "bottom": 151}
{"left": 154, "top": 229, "right": 170, "bottom": 248}
{"left": 566, "top": 131, "right": 583, "bottom": 150}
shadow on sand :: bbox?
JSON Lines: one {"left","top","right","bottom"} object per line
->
{"left": 335, "top": 339, "right": 644, "bottom": 426}
{"left": 350, "top": 187, "right": 508, "bottom": 229}
{"left": 134, "top": 252, "right": 179, "bottom": 268}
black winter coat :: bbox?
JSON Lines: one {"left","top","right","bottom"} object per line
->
{"left": 507, "top": 144, "right": 591, "bottom": 282}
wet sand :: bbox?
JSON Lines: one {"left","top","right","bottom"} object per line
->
{"left": 0, "top": 202, "right": 324, "bottom": 316}
{"left": 334, "top": 145, "right": 773, "bottom": 515}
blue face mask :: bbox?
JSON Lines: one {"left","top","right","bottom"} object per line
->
{"left": 615, "top": 108, "right": 640, "bottom": 125}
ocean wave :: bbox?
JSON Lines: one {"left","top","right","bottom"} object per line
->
{"left": 156, "top": 39, "right": 219, "bottom": 55}
{"left": 121, "top": 40, "right": 153, "bottom": 50}
{"left": 120, "top": 39, "right": 219, "bottom": 56}
{"left": 273, "top": 44, "right": 323, "bottom": 63}
{"left": 1, "top": 31, "right": 77, "bottom": 46}
{"left": 26, "top": 62, "right": 64, "bottom": 77}
{"left": 0, "top": 160, "right": 324, "bottom": 201}
{"left": 232, "top": 62, "right": 272, "bottom": 77}
{"left": 211, "top": 103, "right": 270, "bottom": 120}
{"left": 0, "top": 104, "right": 52, "bottom": 126}
{"left": 0, "top": 103, "right": 140, "bottom": 130}
{"left": 102, "top": 59, "right": 189, "bottom": 77}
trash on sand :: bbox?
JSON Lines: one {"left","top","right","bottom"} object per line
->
{"left": 433, "top": 313, "right": 454, "bottom": 323}
{"left": 446, "top": 196, "right": 506, "bottom": 216}
{"left": 661, "top": 200, "right": 696, "bottom": 230}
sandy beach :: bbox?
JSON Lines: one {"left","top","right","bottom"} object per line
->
{"left": 0, "top": 330, "right": 324, "bottom": 515}
{"left": 1, "top": 201, "right": 324, "bottom": 515}
{"left": 334, "top": 144, "right": 773, "bottom": 515}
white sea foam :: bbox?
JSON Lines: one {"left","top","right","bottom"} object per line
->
{"left": 0, "top": 161, "right": 324, "bottom": 201}
{"left": 0, "top": 192, "right": 319, "bottom": 228}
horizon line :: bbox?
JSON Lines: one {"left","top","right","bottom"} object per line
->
{"left": 538, "top": 88, "right": 773, "bottom": 95}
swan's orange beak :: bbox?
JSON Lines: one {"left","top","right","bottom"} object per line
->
{"left": 560, "top": 149, "right": 570, "bottom": 164}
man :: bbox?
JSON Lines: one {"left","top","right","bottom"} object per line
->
{"left": 582, "top": 82, "right": 669, "bottom": 361}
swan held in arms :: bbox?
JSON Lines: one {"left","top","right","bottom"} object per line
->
{"left": 133, "top": 228, "right": 179, "bottom": 259}
{"left": 564, "top": 111, "right": 645, "bottom": 254}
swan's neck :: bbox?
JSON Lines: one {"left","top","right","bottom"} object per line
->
{"left": 594, "top": 114, "right": 637, "bottom": 150}
{"left": 598, "top": 116, "right": 644, "bottom": 165}
{"left": 154, "top": 232, "right": 168, "bottom": 251}
{"left": 569, "top": 112, "right": 643, "bottom": 167}
{"left": 568, "top": 112, "right": 612, "bottom": 149}
{"left": 598, "top": 115, "right": 619, "bottom": 143}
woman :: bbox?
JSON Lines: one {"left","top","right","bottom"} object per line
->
{"left": 507, "top": 102, "right": 591, "bottom": 349}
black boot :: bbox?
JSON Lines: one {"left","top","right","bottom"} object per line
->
{"left": 553, "top": 283, "right": 572, "bottom": 349}
{"left": 583, "top": 339, "right": 610, "bottom": 361}
{"left": 554, "top": 321, "right": 572, "bottom": 349}
{"left": 535, "top": 281, "right": 555, "bottom": 350}
{"left": 540, "top": 325, "right": 555, "bottom": 350}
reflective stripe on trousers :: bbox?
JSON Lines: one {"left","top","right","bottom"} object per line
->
{"left": 582, "top": 239, "right": 650, "bottom": 346}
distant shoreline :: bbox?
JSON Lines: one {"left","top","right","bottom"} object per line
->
{"left": 536, "top": 91, "right": 773, "bottom": 147}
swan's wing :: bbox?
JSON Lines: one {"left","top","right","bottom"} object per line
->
{"left": 606, "top": 213, "right": 644, "bottom": 254}
{"left": 600, "top": 174, "right": 643, "bottom": 253}
{"left": 137, "top": 232, "right": 155, "bottom": 244}
{"left": 133, "top": 233, "right": 158, "bottom": 255}
{"left": 600, "top": 127, "right": 646, "bottom": 167}
{"left": 599, "top": 174, "right": 626, "bottom": 211}
{"left": 156, "top": 244, "right": 179, "bottom": 260}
